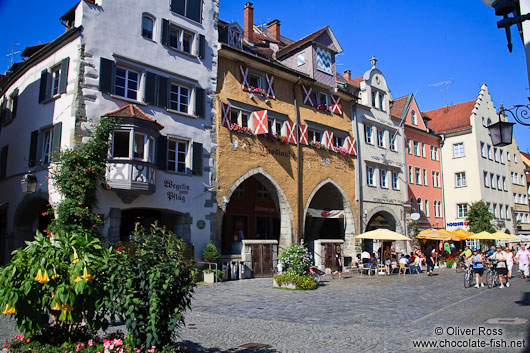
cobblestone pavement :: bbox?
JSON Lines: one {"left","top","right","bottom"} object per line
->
{"left": 1, "top": 268, "right": 529, "bottom": 352}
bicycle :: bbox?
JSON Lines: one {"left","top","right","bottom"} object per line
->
{"left": 455, "top": 256, "right": 467, "bottom": 273}
{"left": 463, "top": 262, "right": 475, "bottom": 288}
{"left": 486, "top": 261, "right": 499, "bottom": 288}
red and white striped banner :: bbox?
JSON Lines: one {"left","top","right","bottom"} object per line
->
{"left": 302, "top": 85, "right": 314, "bottom": 107}
{"left": 221, "top": 103, "right": 230, "bottom": 128}
{"left": 285, "top": 121, "right": 297, "bottom": 144}
{"left": 331, "top": 95, "right": 342, "bottom": 115}
{"left": 299, "top": 124, "right": 308, "bottom": 145}
{"left": 252, "top": 110, "right": 268, "bottom": 135}
{"left": 345, "top": 136, "right": 357, "bottom": 156}
{"left": 323, "top": 130, "right": 334, "bottom": 150}
{"left": 240, "top": 65, "right": 250, "bottom": 91}
{"left": 265, "top": 73, "right": 275, "bottom": 99}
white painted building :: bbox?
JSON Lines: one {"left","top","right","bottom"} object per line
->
{"left": 0, "top": 0, "right": 218, "bottom": 263}
{"left": 424, "top": 84, "right": 514, "bottom": 234}
{"left": 344, "top": 58, "right": 408, "bottom": 252}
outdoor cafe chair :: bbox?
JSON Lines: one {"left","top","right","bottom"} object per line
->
{"left": 399, "top": 263, "right": 410, "bottom": 275}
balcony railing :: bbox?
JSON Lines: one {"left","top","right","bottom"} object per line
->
{"left": 106, "top": 160, "right": 156, "bottom": 194}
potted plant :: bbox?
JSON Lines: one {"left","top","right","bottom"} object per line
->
{"left": 202, "top": 242, "right": 220, "bottom": 283}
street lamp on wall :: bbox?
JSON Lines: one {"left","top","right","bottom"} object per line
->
{"left": 20, "top": 172, "right": 37, "bottom": 193}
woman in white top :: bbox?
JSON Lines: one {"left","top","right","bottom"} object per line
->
{"left": 505, "top": 248, "right": 514, "bottom": 279}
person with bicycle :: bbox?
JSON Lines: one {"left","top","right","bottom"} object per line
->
{"left": 471, "top": 248, "right": 485, "bottom": 288}
{"left": 489, "top": 245, "right": 510, "bottom": 288}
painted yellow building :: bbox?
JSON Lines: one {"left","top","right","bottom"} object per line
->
{"left": 213, "top": 5, "right": 358, "bottom": 276}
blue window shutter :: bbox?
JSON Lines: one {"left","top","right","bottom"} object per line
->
{"left": 28, "top": 130, "right": 39, "bottom": 168}
{"left": 192, "top": 142, "right": 203, "bottom": 175}
{"left": 99, "top": 57, "right": 115, "bottom": 94}
{"left": 199, "top": 34, "right": 206, "bottom": 59}
{"left": 161, "top": 19, "right": 170, "bottom": 46}
{"left": 59, "top": 57, "right": 69, "bottom": 94}
{"left": 145, "top": 72, "right": 157, "bottom": 105}
{"left": 157, "top": 135, "right": 167, "bottom": 170}
{"left": 195, "top": 87, "right": 205, "bottom": 119}
{"left": 38, "top": 69, "right": 48, "bottom": 103}
{"left": 158, "top": 76, "right": 169, "bottom": 108}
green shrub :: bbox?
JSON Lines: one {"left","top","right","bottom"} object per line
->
{"left": 278, "top": 244, "right": 312, "bottom": 275}
{"left": 104, "top": 222, "right": 195, "bottom": 348}
{"left": 274, "top": 273, "right": 316, "bottom": 290}
{"left": 0, "top": 118, "right": 117, "bottom": 343}
{"left": 201, "top": 242, "right": 220, "bottom": 263}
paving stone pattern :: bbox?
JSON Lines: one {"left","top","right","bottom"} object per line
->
{"left": 1, "top": 268, "right": 529, "bottom": 352}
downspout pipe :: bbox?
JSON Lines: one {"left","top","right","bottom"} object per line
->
{"left": 293, "top": 76, "right": 302, "bottom": 243}
{"left": 352, "top": 106, "right": 363, "bottom": 237}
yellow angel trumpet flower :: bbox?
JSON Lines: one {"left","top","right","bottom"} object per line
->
{"left": 39, "top": 270, "right": 50, "bottom": 284}
{"left": 2, "top": 304, "right": 16, "bottom": 315}
{"left": 72, "top": 248, "right": 79, "bottom": 264}
{"left": 62, "top": 303, "right": 73, "bottom": 311}
{"left": 74, "top": 276, "right": 83, "bottom": 284}
{"left": 82, "top": 267, "right": 94, "bottom": 282}
{"left": 34, "top": 269, "right": 43, "bottom": 282}
{"left": 50, "top": 302, "right": 62, "bottom": 311}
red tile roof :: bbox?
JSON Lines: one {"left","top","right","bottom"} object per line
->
{"left": 422, "top": 100, "right": 476, "bottom": 134}
{"left": 521, "top": 151, "right": 530, "bottom": 161}
{"left": 390, "top": 96, "right": 408, "bottom": 119}
{"left": 347, "top": 76, "right": 363, "bottom": 88}
{"left": 104, "top": 104, "right": 164, "bottom": 128}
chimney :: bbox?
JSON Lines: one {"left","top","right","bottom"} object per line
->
{"left": 244, "top": 2, "right": 254, "bottom": 43}
{"left": 267, "top": 19, "right": 281, "bottom": 40}
{"left": 343, "top": 70, "right": 351, "bottom": 81}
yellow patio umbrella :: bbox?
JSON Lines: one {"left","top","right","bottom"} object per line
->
{"left": 417, "top": 232, "right": 460, "bottom": 241}
{"left": 490, "top": 231, "right": 519, "bottom": 240}
{"left": 418, "top": 229, "right": 437, "bottom": 236}
{"left": 355, "top": 228, "right": 411, "bottom": 241}
{"left": 355, "top": 229, "right": 410, "bottom": 265}
{"left": 453, "top": 229, "right": 474, "bottom": 240}
{"left": 466, "top": 231, "right": 494, "bottom": 240}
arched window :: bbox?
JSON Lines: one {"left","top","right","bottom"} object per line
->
{"left": 142, "top": 14, "right": 155, "bottom": 40}
{"left": 411, "top": 110, "right": 417, "bottom": 125}
{"left": 410, "top": 198, "right": 416, "bottom": 212}
{"left": 417, "top": 198, "right": 423, "bottom": 214}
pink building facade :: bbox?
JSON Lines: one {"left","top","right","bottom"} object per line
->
{"left": 391, "top": 95, "right": 445, "bottom": 230}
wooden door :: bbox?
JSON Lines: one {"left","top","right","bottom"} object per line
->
{"left": 324, "top": 244, "right": 337, "bottom": 271}
{"left": 250, "top": 244, "right": 274, "bottom": 277}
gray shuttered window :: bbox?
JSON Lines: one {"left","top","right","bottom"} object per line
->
{"left": 38, "top": 69, "right": 48, "bottom": 103}
{"left": 170, "top": 0, "right": 201, "bottom": 23}
{"left": 145, "top": 72, "right": 157, "bottom": 105}
{"left": 192, "top": 142, "right": 202, "bottom": 175}
{"left": 28, "top": 130, "right": 39, "bottom": 168}
{"left": 99, "top": 57, "right": 115, "bottom": 94}
{"left": 11, "top": 89, "right": 18, "bottom": 121}
{"left": 59, "top": 57, "right": 69, "bottom": 94}
{"left": 195, "top": 87, "right": 205, "bottom": 119}
{"left": 157, "top": 135, "right": 167, "bottom": 170}
{"left": 51, "top": 122, "right": 62, "bottom": 161}
{"left": 170, "top": 0, "right": 185, "bottom": 15}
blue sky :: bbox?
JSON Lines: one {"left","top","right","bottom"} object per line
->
{"left": 1, "top": 0, "right": 529, "bottom": 152}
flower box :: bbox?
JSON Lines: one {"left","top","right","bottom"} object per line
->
{"left": 229, "top": 123, "right": 254, "bottom": 136}
{"left": 203, "top": 271, "right": 215, "bottom": 284}
{"left": 272, "top": 278, "right": 297, "bottom": 290}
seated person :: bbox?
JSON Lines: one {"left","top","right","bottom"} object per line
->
{"left": 361, "top": 250, "right": 371, "bottom": 264}
{"left": 398, "top": 254, "right": 409, "bottom": 266}
{"left": 409, "top": 254, "right": 420, "bottom": 273}
{"left": 352, "top": 254, "right": 362, "bottom": 268}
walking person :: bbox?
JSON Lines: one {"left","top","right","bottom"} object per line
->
{"left": 505, "top": 248, "right": 514, "bottom": 279}
{"left": 515, "top": 244, "right": 530, "bottom": 279}
{"left": 332, "top": 246, "right": 343, "bottom": 280}
{"left": 426, "top": 247, "right": 435, "bottom": 276}
{"left": 490, "top": 245, "right": 510, "bottom": 288}
{"left": 471, "top": 248, "right": 485, "bottom": 288}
